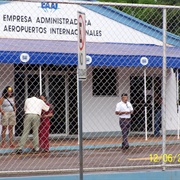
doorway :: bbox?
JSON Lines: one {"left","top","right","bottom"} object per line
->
{"left": 14, "top": 64, "right": 78, "bottom": 136}
{"left": 14, "top": 73, "right": 25, "bottom": 136}
{"left": 49, "top": 75, "right": 66, "bottom": 134}
{"left": 130, "top": 76, "right": 162, "bottom": 133}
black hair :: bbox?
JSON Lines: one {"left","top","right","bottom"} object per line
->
{"left": 121, "top": 93, "right": 128, "bottom": 97}
{"left": 40, "top": 93, "right": 47, "bottom": 99}
{"left": 2, "top": 86, "right": 14, "bottom": 98}
{"left": 28, "top": 89, "right": 40, "bottom": 98}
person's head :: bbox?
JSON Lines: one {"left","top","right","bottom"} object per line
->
{"left": 40, "top": 94, "right": 46, "bottom": 102}
{"left": 2, "top": 86, "right": 14, "bottom": 98}
{"left": 121, "top": 93, "right": 128, "bottom": 103}
{"left": 28, "top": 90, "right": 40, "bottom": 98}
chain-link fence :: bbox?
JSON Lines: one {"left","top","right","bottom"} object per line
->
{"left": 0, "top": 0, "right": 180, "bottom": 176}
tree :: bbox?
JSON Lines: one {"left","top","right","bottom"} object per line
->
{"left": 99, "top": 0, "right": 180, "bottom": 35}
{"left": 138, "top": 0, "right": 156, "bottom": 4}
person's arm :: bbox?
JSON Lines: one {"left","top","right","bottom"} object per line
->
{"left": 42, "top": 112, "right": 53, "bottom": 118}
{"left": 42, "top": 101, "right": 50, "bottom": 112}
{"left": 123, "top": 109, "right": 133, "bottom": 115}
{"left": 129, "top": 103, "right": 134, "bottom": 114}
{"left": 115, "top": 103, "right": 120, "bottom": 115}
{"left": 124, "top": 111, "right": 133, "bottom": 115}
{"left": 0, "top": 97, "right": 5, "bottom": 115}
{"left": 115, "top": 111, "right": 128, "bottom": 115}
{"left": 13, "top": 97, "right": 16, "bottom": 113}
{"left": 42, "top": 104, "right": 53, "bottom": 118}
{"left": 115, "top": 103, "right": 127, "bottom": 115}
{"left": 115, "top": 102, "right": 133, "bottom": 115}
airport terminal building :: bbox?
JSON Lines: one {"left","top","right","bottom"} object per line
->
{"left": 0, "top": 1, "right": 180, "bottom": 137}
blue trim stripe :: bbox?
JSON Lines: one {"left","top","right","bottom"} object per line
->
{"left": 0, "top": 51, "right": 180, "bottom": 68}
{"left": 83, "top": 5, "right": 180, "bottom": 47}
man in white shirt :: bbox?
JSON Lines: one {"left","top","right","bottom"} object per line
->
{"left": 115, "top": 93, "right": 133, "bottom": 150}
{"left": 16, "top": 92, "right": 50, "bottom": 154}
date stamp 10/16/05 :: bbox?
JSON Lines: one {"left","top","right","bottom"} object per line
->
{"left": 150, "top": 154, "right": 180, "bottom": 163}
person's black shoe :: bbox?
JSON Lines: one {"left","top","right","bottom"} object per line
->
{"left": 121, "top": 145, "right": 129, "bottom": 150}
{"left": 121, "top": 143, "right": 125, "bottom": 149}
{"left": 16, "top": 149, "right": 23, "bottom": 154}
{"left": 125, "top": 146, "right": 129, "bottom": 150}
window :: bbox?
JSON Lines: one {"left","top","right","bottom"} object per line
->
{"left": 92, "top": 68, "right": 117, "bottom": 96}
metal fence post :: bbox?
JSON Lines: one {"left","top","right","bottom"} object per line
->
{"left": 162, "top": 7, "right": 167, "bottom": 171}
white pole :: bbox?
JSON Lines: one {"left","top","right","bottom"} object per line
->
{"left": 144, "top": 68, "right": 148, "bottom": 141}
{"left": 162, "top": 8, "right": 167, "bottom": 171}
{"left": 152, "top": 77, "right": 155, "bottom": 135}
{"left": 39, "top": 65, "right": 42, "bottom": 95}
{"left": 176, "top": 70, "right": 179, "bottom": 139}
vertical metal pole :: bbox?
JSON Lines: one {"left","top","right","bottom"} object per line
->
{"left": 178, "top": 111, "right": 180, "bottom": 139}
{"left": 77, "top": 72, "right": 80, "bottom": 145}
{"left": 162, "top": 8, "right": 167, "bottom": 171}
{"left": 77, "top": 11, "right": 86, "bottom": 180}
{"left": 144, "top": 68, "right": 148, "bottom": 141}
{"left": 178, "top": 106, "right": 180, "bottom": 139}
{"left": 77, "top": 70, "right": 83, "bottom": 180}
{"left": 44, "top": 73, "right": 49, "bottom": 99}
{"left": 65, "top": 73, "right": 69, "bottom": 135}
{"left": 39, "top": 65, "right": 42, "bottom": 95}
{"left": 25, "top": 74, "right": 28, "bottom": 98}
{"left": 176, "top": 70, "right": 179, "bottom": 139}
{"left": 152, "top": 77, "right": 155, "bottom": 134}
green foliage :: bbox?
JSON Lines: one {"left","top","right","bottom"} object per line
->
{"left": 99, "top": 0, "right": 127, "bottom": 2}
{"left": 138, "top": 0, "right": 156, "bottom": 4}
{"left": 98, "top": 0, "right": 180, "bottom": 36}
{"left": 167, "top": 9, "right": 180, "bottom": 36}
{"left": 126, "top": 0, "right": 138, "bottom": 3}
{"left": 156, "top": 0, "right": 179, "bottom": 5}
{"left": 99, "top": 0, "right": 179, "bottom": 5}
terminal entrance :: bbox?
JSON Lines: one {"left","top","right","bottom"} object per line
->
{"left": 14, "top": 64, "right": 78, "bottom": 136}
{"left": 130, "top": 76, "right": 162, "bottom": 133}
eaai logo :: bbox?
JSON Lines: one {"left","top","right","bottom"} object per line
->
{"left": 40, "top": 2, "right": 59, "bottom": 12}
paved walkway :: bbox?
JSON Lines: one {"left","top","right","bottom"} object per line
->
{"left": 0, "top": 135, "right": 180, "bottom": 175}
{"left": 0, "top": 135, "right": 179, "bottom": 153}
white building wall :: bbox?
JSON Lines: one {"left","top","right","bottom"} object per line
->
{"left": 82, "top": 67, "right": 130, "bottom": 133}
{"left": 82, "top": 67, "right": 172, "bottom": 133}
{"left": 0, "top": 64, "right": 15, "bottom": 95}
{"left": 0, "top": 2, "right": 164, "bottom": 45}
{"left": 166, "top": 68, "right": 178, "bottom": 131}
{"left": 0, "top": 65, "right": 178, "bottom": 134}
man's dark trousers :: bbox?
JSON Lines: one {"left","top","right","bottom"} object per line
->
{"left": 119, "top": 118, "right": 131, "bottom": 148}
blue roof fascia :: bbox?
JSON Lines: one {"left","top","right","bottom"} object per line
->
{"left": 83, "top": 5, "right": 180, "bottom": 47}
{"left": 1, "top": 51, "right": 180, "bottom": 68}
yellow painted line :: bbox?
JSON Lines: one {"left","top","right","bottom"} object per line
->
{"left": 128, "top": 157, "right": 161, "bottom": 161}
